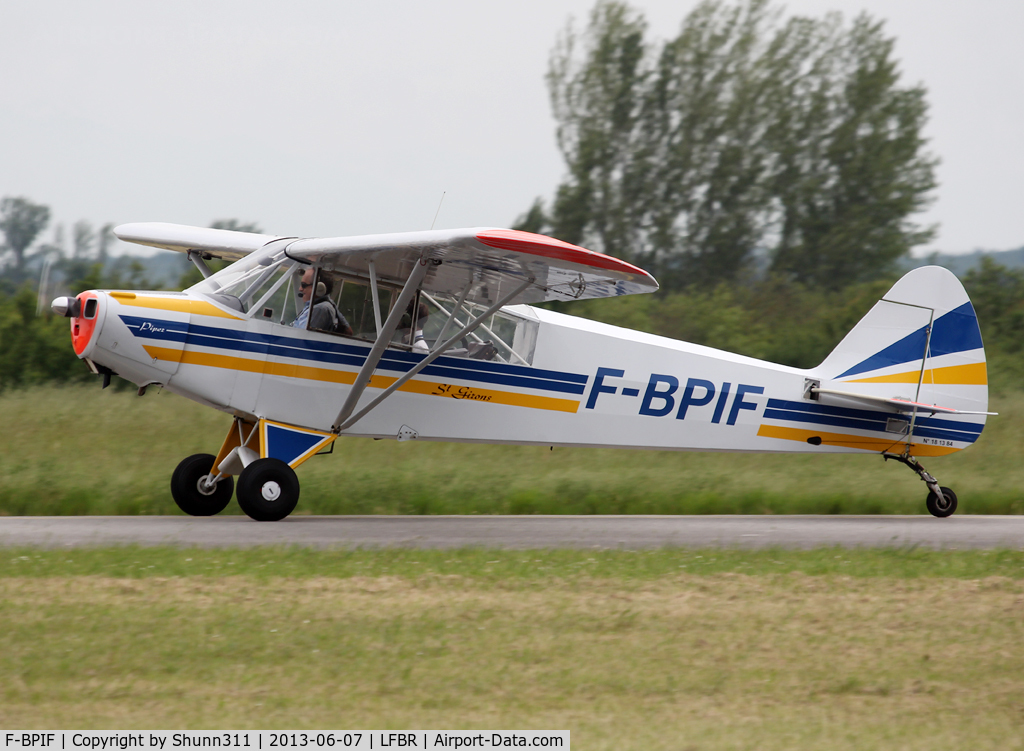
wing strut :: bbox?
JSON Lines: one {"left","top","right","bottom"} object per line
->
{"left": 422, "top": 290, "right": 529, "bottom": 366}
{"left": 187, "top": 251, "right": 213, "bottom": 279}
{"left": 334, "top": 276, "right": 534, "bottom": 433}
{"left": 367, "top": 260, "right": 384, "bottom": 336}
{"left": 331, "top": 259, "right": 433, "bottom": 432}
{"left": 432, "top": 280, "right": 472, "bottom": 346}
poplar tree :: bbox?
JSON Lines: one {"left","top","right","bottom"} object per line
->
{"left": 537, "top": 0, "right": 936, "bottom": 290}
{"left": 0, "top": 197, "right": 51, "bottom": 280}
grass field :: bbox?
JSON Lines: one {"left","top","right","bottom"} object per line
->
{"left": 2, "top": 385, "right": 1023, "bottom": 516}
{"left": 1, "top": 385, "right": 1022, "bottom": 516}
{"left": 2, "top": 547, "right": 1024, "bottom": 748}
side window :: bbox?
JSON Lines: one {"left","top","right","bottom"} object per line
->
{"left": 334, "top": 277, "right": 392, "bottom": 341}
{"left": 391, "top": 295, "right": 429, "bottom": 349}
{"left": 419, "top": 292, "right": 539, "bottom": 364}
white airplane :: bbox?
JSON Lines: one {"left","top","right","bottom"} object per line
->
{"left": 50, "top": 222, "right": 992, "bottom": 521}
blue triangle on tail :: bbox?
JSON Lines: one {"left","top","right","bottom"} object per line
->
{"left": 837, "top": 302, "right": 983, "bottom": 379}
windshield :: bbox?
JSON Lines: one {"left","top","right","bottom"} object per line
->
{"left": 189, "top": 246, "right": 302, "bottom": 318}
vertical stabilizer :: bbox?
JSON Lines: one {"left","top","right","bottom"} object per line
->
{"left": 813, "top": 265, "right": 988, "bottom": 426}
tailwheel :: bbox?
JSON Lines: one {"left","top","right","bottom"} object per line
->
{"left": 170, "top": 453, "right": 234, "bottom": 516}
{"left": 884, "top": 452, "right": 959, "bottom": 519}
{"left": 926, "top": 487, "right": 958, "bottom": 518}
{"left": 236, "top": 458, "right": 300, "bottom": 521}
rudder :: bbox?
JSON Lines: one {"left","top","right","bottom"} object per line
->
{"left": 813, "top": 265, "right": 988, "bottom": 428}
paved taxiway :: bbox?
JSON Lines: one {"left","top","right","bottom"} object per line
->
{"left": 0, "top": 515, "right": 1023, "bottom": 549}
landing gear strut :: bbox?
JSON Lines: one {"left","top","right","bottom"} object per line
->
{"left": 884, "top": 453, "right": 958, "bottom": 518}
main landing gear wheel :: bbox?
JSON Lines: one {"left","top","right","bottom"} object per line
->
{"left": 236, "top": 458, "right": 300, "bottom": 522}
{"left": 926, "top": 487, "right": 958, "bottom": 518}
{"left": 170, "top": 453, "right": 234, "bottom": 516}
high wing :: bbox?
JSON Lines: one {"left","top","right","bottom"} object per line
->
{"left": 115, "top": 224, "right": 659, "bottom": 305}
{"left": 286, "top": 227, "right": 658, "bottom": 305}
{"left": 114, "top": 222, "right": 285, "bottom": 261}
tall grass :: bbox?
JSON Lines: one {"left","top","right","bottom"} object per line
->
{"left": 1, "top": 385, "right": 1022, "bottom": 515}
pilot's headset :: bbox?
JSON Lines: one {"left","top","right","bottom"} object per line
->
{"left": 297, "top": 271, "right": 329, "bottom": 299}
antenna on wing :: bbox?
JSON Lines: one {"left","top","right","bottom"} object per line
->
{"left": 430, "top": 191, "right": 446, "bottom": 230}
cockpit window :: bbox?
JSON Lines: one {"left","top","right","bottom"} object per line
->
{"left": 188, "top": 248, "right": 301, "bottom": 321}
{"left": 248, "top": 265, "right": 302, "bottom": 324}
{"left": 190, "top": 254, "right": 540, "bottom": 364}
{"left": 335, "top": 276, "right": 392, "bottom": 340}
{"left": 419, "top": 291, "right": 539, "bottom": 365}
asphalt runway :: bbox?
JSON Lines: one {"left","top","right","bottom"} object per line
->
{"left": 0, "top": 515, "right": 1023, "bottom": 549}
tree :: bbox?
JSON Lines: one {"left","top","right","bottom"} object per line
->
{"left": 0, "top": 197, "right": 51, "bottom": 279}
{"left": 96, "top": 223, "right": 115, "bottom": 265}
{"left": 546, "top": 0, "right": 649, "bottom": 257}
{"left": 963, "top": 258, "right": 1024, "bottom": 353}
{"left": 73, "top": 220, "right": 94, "bottom": 259}
{"left": 210, "top": 219, "right": 263, "bottom": 233}
{"left": 636, "top": 0, "right": 780, "bottom": 286}
{"left": 512, "top": 199, "right": 548, "bottom": 234}
{"left": 37, "top": 224, "right": 67, "bottom": 260}
{"left": 538, "top": 0, "right": 936, "bottom": 290}
{"left": 767, "top": 13, "right": 937, "bottom": 288}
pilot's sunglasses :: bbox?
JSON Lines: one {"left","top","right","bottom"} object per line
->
{"left": 300, "top": 282, "right": 313, "bottom": 289}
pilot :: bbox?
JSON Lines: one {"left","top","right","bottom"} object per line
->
{"left": 293, "top": 268, "right": 353, "bottom": 335}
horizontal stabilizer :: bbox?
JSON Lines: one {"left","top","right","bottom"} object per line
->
{"left": 811, "top": 387, "right": 997, "bottom": 416}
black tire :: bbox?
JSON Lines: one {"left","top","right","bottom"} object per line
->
{"left": 926, "top": 486, "right": 958, "bottom": 518}
{"left": 170, "top": 453, "right": 234, "bottom": 516}
{"left": 236, "top": 458, "right": 300, "bottom": 521}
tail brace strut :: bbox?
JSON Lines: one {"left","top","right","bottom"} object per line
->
{"left": 883, "top": 452, "right": 946, "bottom": 503}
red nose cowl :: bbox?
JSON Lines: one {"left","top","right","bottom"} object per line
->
{"left": 70, "top": 292, "right": 99, "bottom": 356}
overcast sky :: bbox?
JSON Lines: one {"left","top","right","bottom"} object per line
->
{"left": 1, "top": 0, "right": 1022, "bottom": 258}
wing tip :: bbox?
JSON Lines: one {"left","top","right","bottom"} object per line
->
{"left": 475, "top": 229, "right": 657, "bottom": 284}
{"left": 113, "top": 221, "right": 280, "bottom": 256}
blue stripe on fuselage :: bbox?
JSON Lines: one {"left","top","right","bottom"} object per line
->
{"left": 765, "top": 398, "right": 982, "bottom": 444}
{"left": 118, "top": 314, "right": 588, "bottom": 396}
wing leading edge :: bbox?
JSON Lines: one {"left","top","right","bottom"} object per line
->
{"left": 286, "top": 227, "right": 659, "bottom": 305}
{"left": 114, "top": 222, "right": 284, "bottom": 261}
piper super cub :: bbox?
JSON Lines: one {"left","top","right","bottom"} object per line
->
{"left": 50, "top": 222, "right": 993, "bottom": 521}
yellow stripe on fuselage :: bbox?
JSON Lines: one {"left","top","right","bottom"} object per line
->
{"left": 144, "top": 346, "right": 357, "bottom": 383}
{"left": 756, "top": 424, "right": 960, "bottom": 457}
{"left": 114, "top": 295, "right": 242, "bottom": 320}
{"left": 845, "top": 361, "right": 987, "bottom": 385}
{"left": 144, "top": 346, "right": 581, "bottom": 414}
{"left": 364, "top": 375, "right": 580, "bottom": 413}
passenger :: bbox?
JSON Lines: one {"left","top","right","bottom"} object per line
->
{"left": 396, "top": 300, "right": 430, "bottom": 352}
{"left": 410, "top": 302, "right": 429, "bottom": 352}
